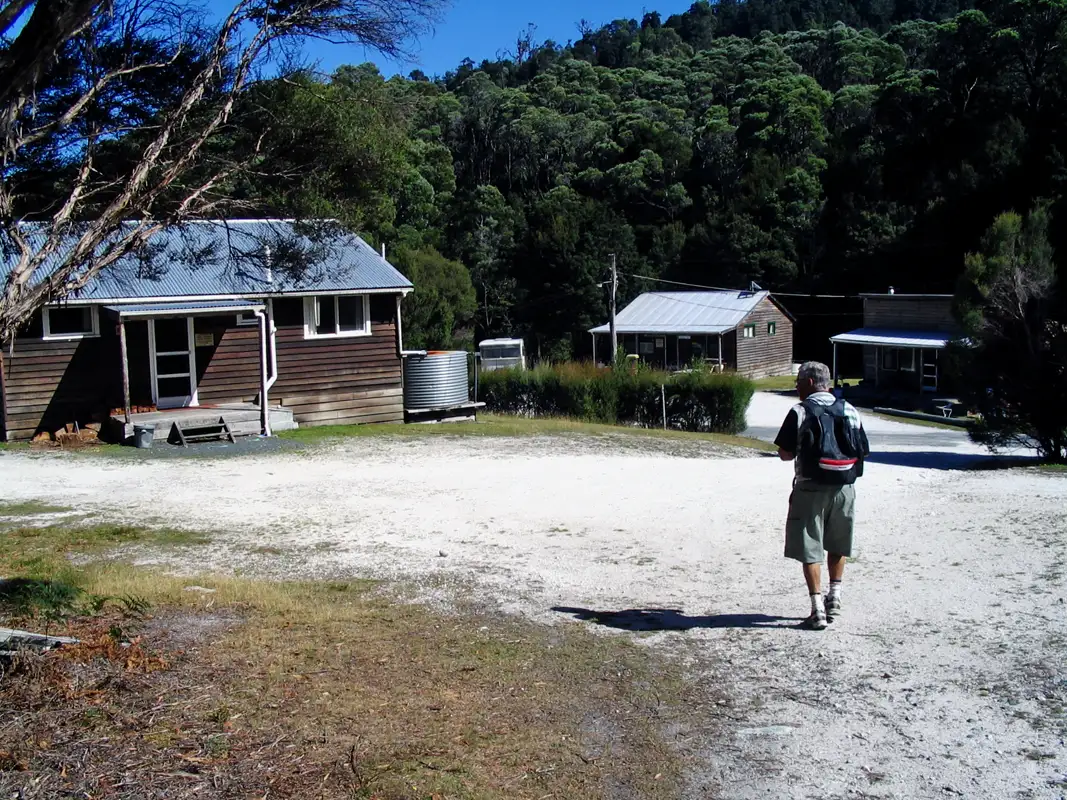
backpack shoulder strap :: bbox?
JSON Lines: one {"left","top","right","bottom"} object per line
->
{"left": 801, "top": 398, "right": 829, "bottom": 418}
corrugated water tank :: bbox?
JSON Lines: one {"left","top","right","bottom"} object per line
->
{"left": 403, "top": 350, "right": 469, "bottom": 410}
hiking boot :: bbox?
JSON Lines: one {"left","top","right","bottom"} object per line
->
{"left": 803, "top": 609, "right": 828, "bottom": 630}
{"left": 826, "top": 594, "right": 842, "bottom": 623}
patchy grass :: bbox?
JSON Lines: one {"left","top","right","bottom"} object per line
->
{"left": 281, "top": 412, "right": 777, "bottom": 453}
{"left": 752, "top": 374, "right": 800, "bottom": 392}
{"left": 0, "top": 518, "right": 212, "bottom": 589}
{"left": 752, "top": 374, "right": 864, "bottom": 392}
{"left": 0, "top": 523, "right": 705, "bottom": 800}
{"left": 0, "top": 500, "right": 70, "bottom": 517}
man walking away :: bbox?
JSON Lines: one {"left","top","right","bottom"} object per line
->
{"left": 775, "top": 361, "right": 870, "bottom": 630}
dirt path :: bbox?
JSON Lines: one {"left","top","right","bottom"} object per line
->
{"left": 2, "top": 404, "right": 1065, "bottom": 799}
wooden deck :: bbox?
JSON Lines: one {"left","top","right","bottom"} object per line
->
{"left": 107, "top": 403, "right": 296, "bottom": 443}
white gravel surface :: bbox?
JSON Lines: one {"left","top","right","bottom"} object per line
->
{"left": 2, "top": 393, "right": 1065, "bottom": 799}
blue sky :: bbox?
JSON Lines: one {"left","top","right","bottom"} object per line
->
{"left": 295, "top": 0, "right": 696, "bottom": 78}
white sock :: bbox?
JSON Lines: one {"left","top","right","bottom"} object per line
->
{"left": 828, "top": 581, "right": 842, "bottom": 601}
{"left": 811, "top": 593, "right": 826, "bottom": 615}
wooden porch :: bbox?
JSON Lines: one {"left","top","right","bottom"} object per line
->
{"left": 106, "top": 403, "right": 296, "bottom": 443}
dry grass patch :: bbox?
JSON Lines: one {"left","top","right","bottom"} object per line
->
{"left": 0, "top": 517, "right": 707, "bottom": 800}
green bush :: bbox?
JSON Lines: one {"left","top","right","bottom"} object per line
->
{"left": 477, "top": 362, "right": 753, "bottom": 434}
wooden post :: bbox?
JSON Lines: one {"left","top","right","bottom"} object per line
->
{"left": 591, "top": 332, "right": 597, "bottom": 365}
{"left": 609, "top": 254, "right": 618, "bottom": 358}
{"left": 832, "top": 341, "right": 838, "bottom": 386}
{"left": 118, "top": 321, "right": 131, "bottom": 425}
{"left": 0, "top": 343, "right": 9, "bottom": 442}
{"left": 661, "top": 383, "right": 667, "bottom": 430}
{"left": 717, "top": 333, "right": 723, "bottom": 368}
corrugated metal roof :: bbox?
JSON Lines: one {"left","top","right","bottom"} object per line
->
{"left": 104, "top": 300, "right": 265, "bottom": 318}
{"left": 589, "top": 291, "right": 768, "bottom": 335}
{"left": 20, "top": 220, "right": 412, "bottom": 301}
{"left": 830, "top": 328, "right": 954, "bottom": 348}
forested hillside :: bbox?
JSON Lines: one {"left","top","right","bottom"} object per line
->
{"left": 16, "top": 0, "right": 1067, "bottom": 357}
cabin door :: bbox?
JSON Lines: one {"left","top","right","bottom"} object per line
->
{"left": 149, "top": 317, "right": 197, "bottom": 409}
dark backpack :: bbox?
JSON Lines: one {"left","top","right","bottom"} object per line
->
{"left": 798, "top": 399, "right": 863, "bottom": 485}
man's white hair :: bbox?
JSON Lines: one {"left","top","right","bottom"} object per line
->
{"left": 798, "top": 361, "right": 832, "bottom": 390}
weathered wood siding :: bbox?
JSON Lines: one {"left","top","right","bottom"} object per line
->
{"left": 863, "top": 296, "right": 955, "bottom": 331}
{"left": 734, "top": 297, "right": 793, "bottom": 378}
{"left": 193, "top": 315, "right": 262, "bottom": 404}
{"left": 187, "top": 299, "right": 403, "bottom": 425}
{"left": 270, "top": 295, "right": 402, "bottom": 426}
{"left": 2, "top": 310, "right": 127, "bottom": 441}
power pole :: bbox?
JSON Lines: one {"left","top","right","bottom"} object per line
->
{"left": 609, "top": 253, "right": 618, "bottom": 360}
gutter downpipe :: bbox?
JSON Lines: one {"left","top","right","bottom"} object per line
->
{"left": 254, "top": 309, "right": 271, "bottom": 437}
{"left": 265, "top": 298, "right": 277, "bottom": 392}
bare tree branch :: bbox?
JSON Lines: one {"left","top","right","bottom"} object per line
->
{"left": 0, "top": 0, "right": 442, "bottom": 340}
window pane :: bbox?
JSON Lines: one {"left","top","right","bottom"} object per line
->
{"left": 155, "top": 318, "right": 189, "bottom": 351}
{"left": 156, "top": 354, "right": 190, "bottom": 376}
{"left": 337, "top": 296, "right": 364, "bottom": 332}
{"left": 157, "top": 376, "right": 190, "bottom": 398}
{"left": 48, "top": 307, "right": 93, "bottom": 335}
{"left": 315, "top": 296, "right": 336, "bottom": 335}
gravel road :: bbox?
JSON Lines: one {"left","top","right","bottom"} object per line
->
{"left": 2, "top": 394, "right": 1064, "bottom": 799}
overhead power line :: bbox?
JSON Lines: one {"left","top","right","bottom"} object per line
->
{"left": 626, "top": 272, "right": 864, "bottom": 300}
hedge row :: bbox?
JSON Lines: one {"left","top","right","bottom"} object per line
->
{"left": 477, "top": 362, "right": 754, "bottom": 434}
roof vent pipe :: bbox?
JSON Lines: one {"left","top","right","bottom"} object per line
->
{"left": 381, "top": 242, "right": 386, "bottom": 259}
{"left": 888, "top": 286, "right": 895, "bottom": 294}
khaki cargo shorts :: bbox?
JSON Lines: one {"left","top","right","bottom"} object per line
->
{"left": 784, "top": 483, "right": 856, "bottom": 564}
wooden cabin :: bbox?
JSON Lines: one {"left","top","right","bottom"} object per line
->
{"left": 0, "top": 220, "right": 413, "bottom": 442}
{"left": 588, "top": 290, "right": 794, "bottom": 378}
{"left": 829, "top": 292, "right": 959, "bottom": 392}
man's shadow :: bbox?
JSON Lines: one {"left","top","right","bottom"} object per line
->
{"left": 552, "top": 606, "right": 804, "bottom": 631}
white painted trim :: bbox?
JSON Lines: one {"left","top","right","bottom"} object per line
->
{"left": 302, "top": 294, "right": 372, "bottom": 340}
{"left": 149, "top": 317, "right": 198, "bottom": 409}
{"left": 59, "top": 287, "right": 412, "bottom": 306}
{"left": 235, "top": 310, "right": 260, "bottom": 326}
{"left": 110, "top": 303, "right": 264, "bottom": 319}
{"left": 41, "top": 305, "right": 100, "bottom": 340}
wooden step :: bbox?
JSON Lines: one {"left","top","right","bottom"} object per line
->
{"left": 170, "top": 417, "right": 236, "bottom": 446}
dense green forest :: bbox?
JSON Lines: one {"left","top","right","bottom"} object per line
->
{"left": 16, "top": 0, "right": 1067, "bottom": 358}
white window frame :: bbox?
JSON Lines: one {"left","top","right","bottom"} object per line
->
{"left": 236, "top": 310, "right": 260, "bottom": 327}
{"left": 881, "top": 347, "right": 899, "bottom": 372}
{"left": 899, "top": 348, "right": 917, "bottom": 372}
{"left": 42, "top": 305, "right": 99, "bottom": 340}
{"left": 302, "top": 294, "right": 371, "bottom": 339}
